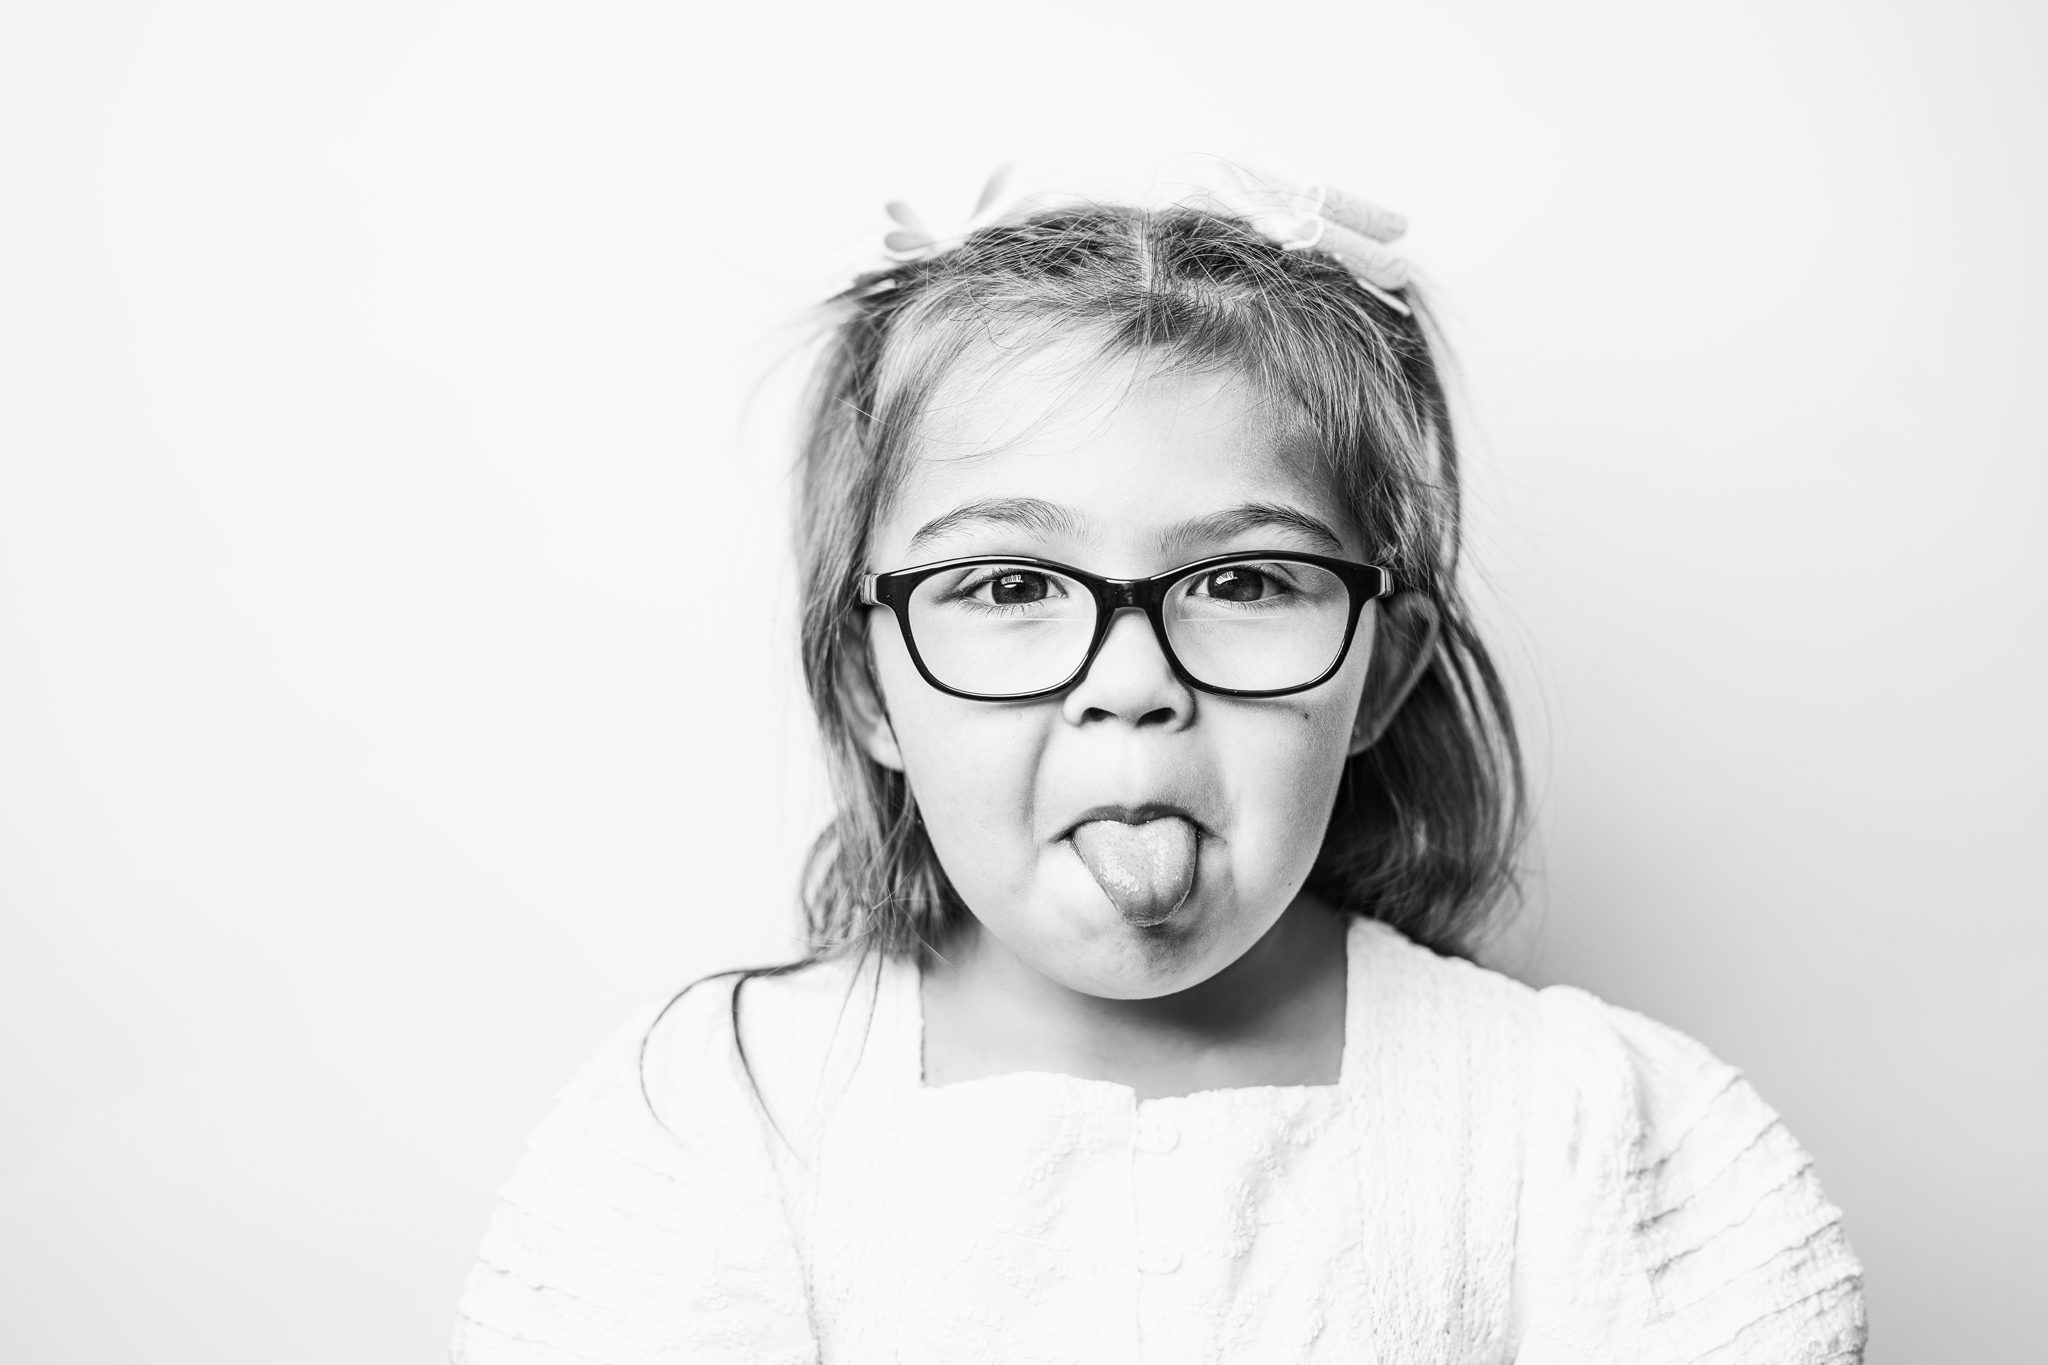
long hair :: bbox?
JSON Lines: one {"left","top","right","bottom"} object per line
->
{"left": 792, "top": 203, "right": 1524, "bottom": 963}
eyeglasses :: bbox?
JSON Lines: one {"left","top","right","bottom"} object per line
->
{"left": 859, "top": 551, "right": 1394, "bottom": 701}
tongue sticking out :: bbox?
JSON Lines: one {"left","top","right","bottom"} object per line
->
{"left": 1070, "top": 817, "right": 1199, "bottom": 926}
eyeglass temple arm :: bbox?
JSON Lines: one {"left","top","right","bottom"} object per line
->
{"left": 857, "top": 573, "right": 880, "bottom": 606}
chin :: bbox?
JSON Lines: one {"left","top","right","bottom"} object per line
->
{"left": 1036, "top": 913, "right": 1230, "bottom": 1001}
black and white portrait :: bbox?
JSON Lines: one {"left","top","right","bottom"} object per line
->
{"left": 3, "top": 3, "right": 2040, "bottom": 1361}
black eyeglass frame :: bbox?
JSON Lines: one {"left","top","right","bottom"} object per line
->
{"left": 858, "top": 551, "right": 1396, "bottom": 701}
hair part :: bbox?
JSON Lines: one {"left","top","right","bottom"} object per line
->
{"left": 791, "top": 203, "right": 1524, "bottom": 963}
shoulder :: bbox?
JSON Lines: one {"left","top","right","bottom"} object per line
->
{"left": 1515, "top": 985, "right": 1868, "bottom": 1363}
{"left": 620, "top": 950, "right": 885, "bottom": 1136}
{"left": 452, "top": 968, "right": 830, "bottom": 1364}
{"left": 1353, "top": 916, "right": 1541, "bottom": 1010}
{"left": 1341, "top": 918, "right": 1548, "bottom": 1127}
{"left": 1349, "top": 916, "right": 1544, "bottom": 1061}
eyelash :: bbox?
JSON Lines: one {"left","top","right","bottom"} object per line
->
{"left": 1189, "top": 565, "right": 1299, "bottom": 598}
{"left": 943, "top": 562, "right": 1305, "bottom": 605}
{"left": 949, "top": 567, "right": 1067, "bottom": 611}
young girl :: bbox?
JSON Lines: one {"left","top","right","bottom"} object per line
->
{"left": 451, "top": 166, "right": 1867, "bottom": 1363}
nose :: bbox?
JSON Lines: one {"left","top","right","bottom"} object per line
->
{"left": 1059, "top": 606, "right": 1194, "bottom": 729}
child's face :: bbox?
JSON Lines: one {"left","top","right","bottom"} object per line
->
{"left": 858, "top": 344, "right": 1376, "bottom": 1000}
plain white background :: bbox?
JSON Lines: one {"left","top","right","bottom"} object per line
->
{"left": 2, "top": 1, "right": 2041, "bottom": 1359}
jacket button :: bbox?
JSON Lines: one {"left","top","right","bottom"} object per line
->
{"left": 1136, "top": 1245, "right": 1182, "bottom": 1275}
{"left": 1134, "top": 1117, "right": 1179, "bottom": 1154}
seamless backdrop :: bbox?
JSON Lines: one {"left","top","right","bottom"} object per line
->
{"left": 2, "top": 2, "right": 2043, "bottom": 1361}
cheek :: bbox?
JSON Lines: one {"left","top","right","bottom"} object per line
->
{"left": 869, "top": 624, "right": 1048, "bottom": 870}
{"left": 1228, "top": 706, "right": 1354, "bottom": 841}
{"left": 1217, "top": 657, "right": 1370, "bottom": 880}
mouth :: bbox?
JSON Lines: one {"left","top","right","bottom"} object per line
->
{"left": 1062, "top": 802, "right": 1207, "bottom": 838}
{"left": 1061, "top": 804, "right": 1205, "bottom": 928}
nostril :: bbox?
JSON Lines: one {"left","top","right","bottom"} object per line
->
{"left": 1076, "top": 705, "right": 1183, "bottom": 732}
{"left": 1059, "top": 605, "right": 1195, "bottom": 727}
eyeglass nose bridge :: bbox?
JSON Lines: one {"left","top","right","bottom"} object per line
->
{"left": 1093, "top": 574, "right": 1168, "bottom": 612}
{"left": 1071, "top": 574, "right": 1186, "bottom": 687}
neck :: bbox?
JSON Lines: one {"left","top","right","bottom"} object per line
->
{"left": 918, "top": 896, "right": 1350, "bottom": 1096}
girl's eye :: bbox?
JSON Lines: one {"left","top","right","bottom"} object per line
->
{"left": 962, "top": 568, "right": 1061, "bottom": 605}
{"left": 1195, "top": 566, "right": 1281, "bottom": 602}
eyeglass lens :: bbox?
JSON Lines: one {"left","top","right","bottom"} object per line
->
{"left": 904, "top": 559, "right": 1354, "bottom": 696}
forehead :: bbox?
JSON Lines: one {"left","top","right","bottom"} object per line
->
{"left": 877, "top": 342, "right": 1356, "bottom": 564}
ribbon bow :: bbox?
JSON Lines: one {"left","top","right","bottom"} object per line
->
{"left": 1199, "top": 162, "right": 1412, "bottom": 314}
{"left": 882, "top": 165, "right": 1016, "bottom": 260}
{"left": 878, "top": 159, "right": 1413, "bottom": 315}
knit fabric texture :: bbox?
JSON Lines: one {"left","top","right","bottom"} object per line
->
{"left": 452, "top": 918, "right": 1867, "bottom": 1363}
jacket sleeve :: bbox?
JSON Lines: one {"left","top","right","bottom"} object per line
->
{"left": 450, "top": 978, "right": 820, "bottom": 1365}
{"left": 1513, "top": 986, "right": 1867, "bottom": 1364}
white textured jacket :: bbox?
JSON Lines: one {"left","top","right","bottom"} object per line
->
{"left": 453, "top": 917, "right": 1866, "bottom": 1363}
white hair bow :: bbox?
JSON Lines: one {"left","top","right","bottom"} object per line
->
{"left": 878, "top": 159, "right": 1414, "bottom": 315}
{"left": 1194, "top": 161, "right": 1413, "bottom": 315}
{"left": 881, "top": 166, "right": 1016, "bottom": 259}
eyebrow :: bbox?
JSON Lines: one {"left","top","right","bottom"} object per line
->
{"left": 905, "top": 497, "right": 1086, "bottom": 556}
{"left": 1161, "top": 503, "right": 1349, "bottom": 558}
{"left": 904, "top": 496, "right": 1348, "bottom": 559}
